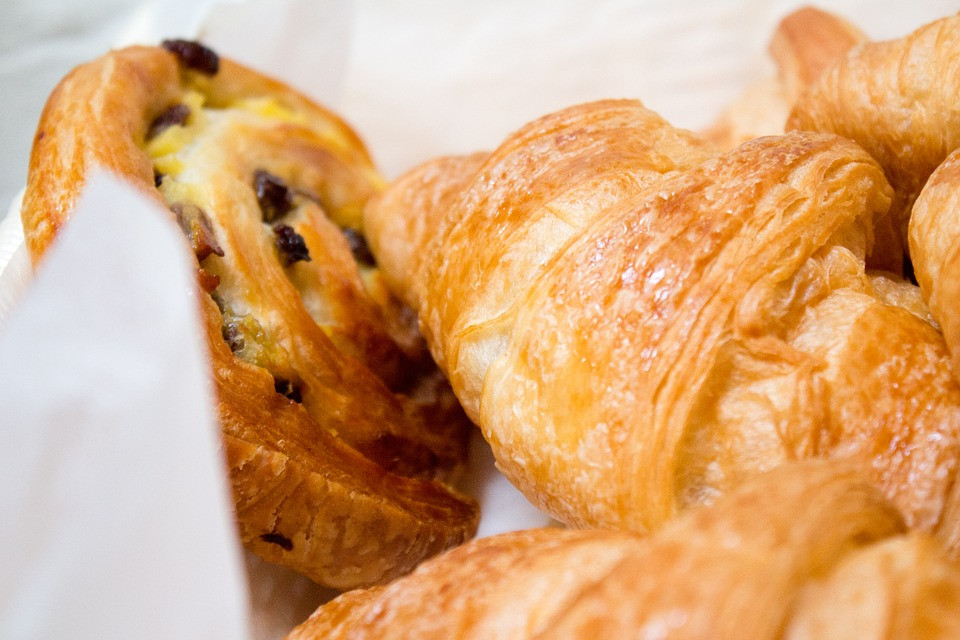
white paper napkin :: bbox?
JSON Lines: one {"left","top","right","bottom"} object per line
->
{"left": 0, "top": 172, "right": 249, "bottom": 639}
{"left": 341, "top": 0, "right": 959, "bottom": 178}
{"left": 0, "top": 192, "right": 29, "bottom": 329}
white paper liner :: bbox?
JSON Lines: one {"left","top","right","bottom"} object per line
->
{"left": 0, "top": 172, "right": 249, "bottom": 639}
{"left": 0, "top": 190, "right": 29, "bottom": 330}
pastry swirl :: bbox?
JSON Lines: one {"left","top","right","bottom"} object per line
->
{"left": 21, "top": 43, "right": 478, "bottom": 589}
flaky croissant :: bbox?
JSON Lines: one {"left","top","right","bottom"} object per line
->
{"left": 365, "top": 98, "right": 960, "bottom": 553}
{"left": 788, "top": 15, "right": 960, "bottom": 402}
{"left": 288, "top": 461, "right": 960, "bottom": 639}
{"left": 789, "top": 14, "right": 960, "bottom": 264}
{"left": 21, "top": 42, "right": 477, "bottom": 588}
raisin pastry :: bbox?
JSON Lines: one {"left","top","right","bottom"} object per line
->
{"left": 288, "top": 461, "right": 960, "bottom": 639}
{"left": 364, "top": 98, "right": 960, "bottom": 555}
{"left": 21, "top": 41, "right": 477, "bottom": 589}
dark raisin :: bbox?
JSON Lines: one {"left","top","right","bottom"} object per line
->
{"left": 273, "top": 378, "right": 302, "bottom": 403}
{"left": 259, "top": 532, "right": 293, "bottom": 551}
{"left": 171, "top": 203, "right": 224, "bottom": 261}
{"left": 253, "top": 169, "right": 293, "bottom": 222}
{"left": 154, "top": 171, "right": 164, "bottom": 188}
{"left": 273, "top": 224, "right": 311, "bottom": 266}
{"left": 161, "top": 39, "right": 220, "bottom": 75}
{"left": 148, "top": 103, "right": 191, "bottom": 139}
{"left": 222, "top": 322, "right": 245, "bottom": 353}
{"left": 341, "top": 227, "right": 376, "bottom": 267}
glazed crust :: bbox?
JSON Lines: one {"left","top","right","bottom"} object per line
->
{"left": 365, "top": 98, "right": 960, "bottom": 553}
{"left": 364, "top": 152, "right": 489, "bottom": 311}
{"left": 911, "top": 150, "right": 960, "bottom": 393}
{"left": 370, "top": 100, "right": 718, "bottom": 421}
{"left": 788, "top": 15, "right": 960, "bottom": 261}
{"left": 790, "top": 14, "right": 960, "bottom": 428}
{"left": 289, "top": 462, "right": 960, "bottom": 640}
{"left": 21, "top": 45, "right": 477, "bottom": 589}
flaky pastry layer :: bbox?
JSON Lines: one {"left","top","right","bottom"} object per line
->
{"left": 366, "top": 97, "right": 960, "bottom": 554}
{"left": 290, "top": 462, "right": 960, "bottom": 639}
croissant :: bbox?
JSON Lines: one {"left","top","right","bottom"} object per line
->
{"left": 288, "top": 461, "right": 960, "bottom": 639}
{"left": 365, "top": 98, "right": 960, "bottom": 553}
{"left": 789, "top": 14, "right": 960, "bottom": 265}
{"left": 21, "top": 42, "right": 477, "bottom": 588}
{"left": 788, "top": 15, "right": 960, "bottom": 390}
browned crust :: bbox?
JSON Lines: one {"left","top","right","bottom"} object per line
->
{"left": 289, "top": 463, "right": 960, "bottom": 639}
{"left": 367, "top": 94, "right": 960, "bottom": 557}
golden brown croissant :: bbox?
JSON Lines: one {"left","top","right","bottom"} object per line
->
{"left": 288, "top": 461, "right": 960, "bottom": 639}
{"left": 911, "top": 151, "right": 960, "bottom": 409}
{"left": 788, "top": 14, "right": 960, "bottom": 266}
{"left": 21, "top": 42, "right": 477, "bottom": 588}
{"left": 789, "top": 15, "right": 960, "bottom": 393}
{"left": 365, "top": 98, "right": 960, "bottom": 553}
{"left": 703, "top": 6, "right": 866, "bottom": 150}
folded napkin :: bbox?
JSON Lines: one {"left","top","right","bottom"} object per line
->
{"left": 0, "top": 172, "right": 249, "bottom": 639}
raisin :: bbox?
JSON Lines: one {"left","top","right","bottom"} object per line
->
{"left": 341, "top": 227, "right": 377, "bottom": 267}
{"left": 171, "top": 203, "right": 224, "bottom": 261}
{"left": 253, "top": 169, "right": 293, "bottom": 222}
{"left": 161, "top": 39, "right": 220, "bottom": 75}
{"left": 222, "top": 322, "right": 245, "bottom": 353}
{"left": 148, "top": 103, "right": 190, "bottom": 139}
{"left": 273, "top": 224, "right": 311, "bottom": 266}
{"left": 259, "top": 532, "right": 293, "bottom": 551}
